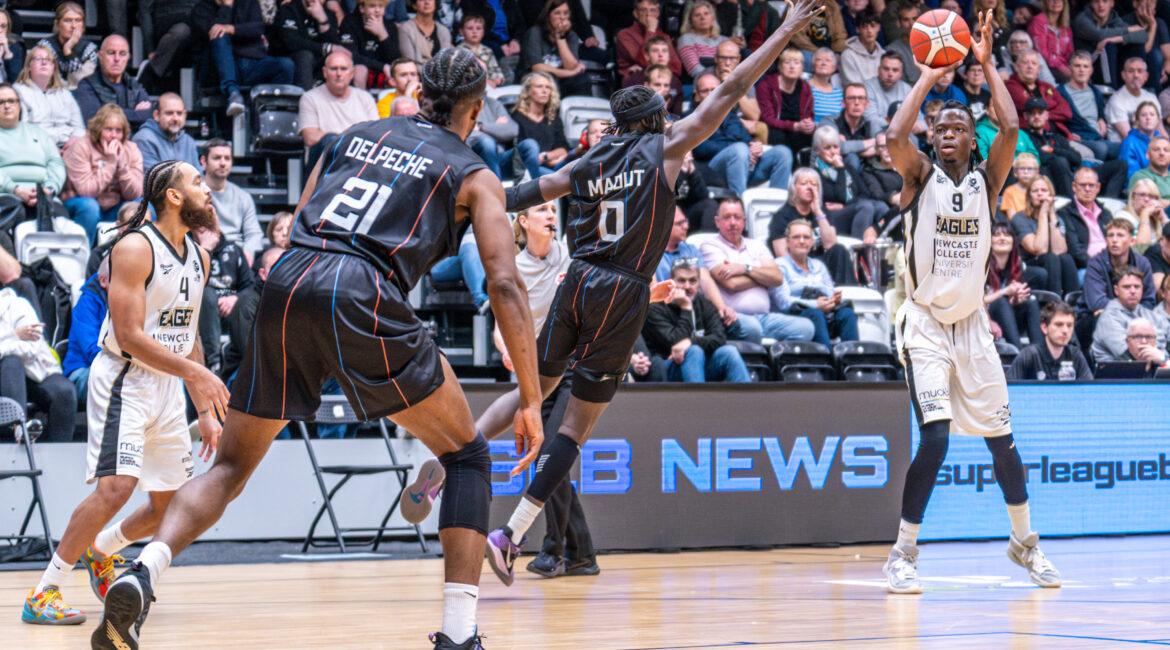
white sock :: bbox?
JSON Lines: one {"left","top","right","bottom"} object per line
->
{"left": 506, "top": 498, "right": 543, "bottom": 545}
{"left": 441, "top": 582, "right": 478, "bottom": 644}
{"left": 136, "top": 541, "right": 173, "bottom": 585}
{"left": 1007, "top": 502, "right": 1033, "bottom": 540}
{"left": 895, "top": 519, "right": 920, "bottom": 551}
{"left": 93, "top": 521, "right": 134, "bottom": 557}
{"left": 36, "top": 553, "right": 73, "bottom": 593}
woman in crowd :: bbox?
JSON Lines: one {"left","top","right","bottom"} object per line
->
{"left": 811, "top": 125, "right": 878, "bottom": 243}
{"left": 511, "top": 71, "right": 570, "bottom": 178}
{"left": 1012, "top": 175, "right": 1079, "bottom": 296}
{"left": 1117, "top": 178, "right": 1168, "bottom": 255}
{"left": 970, "top": 0, "right": 1012, "bottom": 61}
{"left": 677, "top": 0, "right": 725, "bottom": 80}
{"left": 0, "top": 8, "right": 25, "bottom": 84}
{"left": 397, "top": 0, "right": 451, "bottom": 63}
{"left": 0, "top": 84, "right": 68, "bottom": 223}
{"left": 13, "top": 43, "right": 84, "bottom": 150}
{"left": 520, "top": 0, "right": 590, "bottom": 98}
{"left": 36, "top": 2, "right": 96, "bottom": 90}
{"left": 1119, "top": 101, "right": 1163, "bottom": 179}
{"left": 0, "top": 288, "right": 76, "bottom": 442}
{"left": 999, "top": 29, "right": 1056, "bottom": 84}
{"left": 266, "top": 210, "right": 294, "bottom": 250}
{"left": 758, "top": 48, "right": 815, "bottom": 154}
{"left": 1000, "top": 152, "right": 1040, "bottom": 218}
{"left": 986, "top": 221, "right": 1045, "bottom": 349}
{"left": 767, "top": 167, "right": 855, "bottom": 286}
{"left": 808, "top": 47, "right": 842, "bottom": 124}
{"left": 61, "top": 104, "right": 144, "bottom": 243}
{"left": 1028, "top": 0, "right": 1073, "bottom": 83}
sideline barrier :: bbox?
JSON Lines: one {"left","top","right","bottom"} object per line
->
{"left": 2, "top": 382, "right": 1166, "bottom": 549}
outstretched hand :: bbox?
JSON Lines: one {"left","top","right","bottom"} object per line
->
{"left": 781, "top": 0, "right": 825, "bottom": 33}
{"left": 970, "top": 11, "right": 995, "bottom": 66}
{"left": 913, "top": 56, "right": 963, "bottom": 88}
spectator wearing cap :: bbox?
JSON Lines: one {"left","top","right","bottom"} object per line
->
{"left": 1021, "top": 96, "right": 1081, "bottom": 197}
{"left": 1091, "top": 265, "right": 1169, "bottom": 362}
{"left": 1145, "top": 222, "right": 1170, "bottom": 287}
{"left": 840, "top": 9, "right": 883, "bottom": 88}
{"left": 1007, "top": 301, "right": 1093, "bottom": 380}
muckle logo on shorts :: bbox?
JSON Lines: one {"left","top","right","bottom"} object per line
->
{"left": 918, "top": 388, "right": 949, "bottom": 415}
{"left": 995, "top": 403, "right": 1011, "bottom": 427}
{"left": 118, "top": 441, "right": 143, "bottom": 469}
{"left": 182, "top": 452, "right": 194, "bottom": 478}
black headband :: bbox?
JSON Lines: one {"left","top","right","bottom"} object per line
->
{"left": 613, "top": 92, "right": 665, "bottom": 123}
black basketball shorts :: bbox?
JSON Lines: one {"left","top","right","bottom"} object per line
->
{"left": 538, "top": 260, "right": 650, "bottom": 403}
{"left": 229, "top": 248, "right": 445, "bottom": 421}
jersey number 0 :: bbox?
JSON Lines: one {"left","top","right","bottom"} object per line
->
{"left": 320, "top": 177, "right": 395, "bottom": 234}
{"left": 598, "top": 200, "right": 626, "bottom": 242}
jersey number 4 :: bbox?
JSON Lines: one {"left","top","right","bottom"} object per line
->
{"left": 320, "top": 177, "right": 394, "bottom": 234}
{"left": 598, "top": 200, "right": 626, "bottom": 242}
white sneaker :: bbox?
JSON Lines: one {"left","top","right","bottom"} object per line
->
{"left": 1007, "top": 532, "right": 1061, "bottom": 588}
{"left": 883, "top": 545, "right": 922, "bottom": 594}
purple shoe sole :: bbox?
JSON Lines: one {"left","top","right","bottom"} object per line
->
{"left": 400, "top": 458, "right": 445, "bottom": 524}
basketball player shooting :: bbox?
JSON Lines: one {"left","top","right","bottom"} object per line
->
{"left": 93, "top": 49, "right": 545, "bottom": 650}
{"left": 882, "top": 12, "right": 1061, "bottom": 594}
{"left": 475, "top": 0, "right": 825, "bottom": 587}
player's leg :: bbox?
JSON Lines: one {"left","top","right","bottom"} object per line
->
{"left": 385, "top": 358, "right": 493, "bottom": 648}
{"left": 84, "top": 491, "right": 175, "bottom": 602}
{"left": 23, "top": 474, "right": 138, "bottom": 626}
{"left": 985, "top": 434, "right": 1060, "bottom": 587}
{"left": 529, "top": 382, "right": 574, "bottom": 577}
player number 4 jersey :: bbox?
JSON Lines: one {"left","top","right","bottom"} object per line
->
{"left": 903, "top": 164, "right": 992, "bottom": 324}
{"left": 99, "top": 223, "right": 205, "bottom": 368}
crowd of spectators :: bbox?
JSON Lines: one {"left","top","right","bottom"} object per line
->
{"left": 6, "top": 0, "right": 1170, "bottom": 443}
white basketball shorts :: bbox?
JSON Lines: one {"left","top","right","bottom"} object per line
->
{"left": 895, "top": 302, "right": 1012, "bottom": 437}
{"left": 85, "top": 351, "right": 194, "bottom": 491}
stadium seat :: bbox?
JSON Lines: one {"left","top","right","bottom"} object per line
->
{"left": 995, "top": 340, "right": 1020, "bottom": 373}
{"left": 0, "top": 397, "right": 55, "bottom": 561}
{"left": 837, "top": 286, "right": 890, "bottom": 344}
{"left": 770, "top": 340, "right": 835, "bottom": 381}
{"left": 15, "top": 219, "right": 90, "bottom": 304}
{"left": 559, "top": 95, "right": 613, "bottom": 145}
{"left": 727, "top": 339, "right": 771, "bottom": 381}
{"left": 250, "top": 84, "right": 304, "bottom": 194}
{"left": 297, "top": 396, "right": 426, "bottom": 554}
{"left": 832, "top": 340, "right": 899, "bottom": 381}
{"left": 1029, "top": 290, "right": 1062, "bottom": 307}
{"left": 487, "top": 84, "right": 522, "bottom": 111}
{"left": 741, "top": 187, "right": 787, "bottom": 240}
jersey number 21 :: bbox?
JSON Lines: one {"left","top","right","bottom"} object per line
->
{"left": 320, "top": 177, "right": 394, "bottom": 234}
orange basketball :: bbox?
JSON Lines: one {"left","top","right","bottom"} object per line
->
{"left": 909, "top": 9, "right": 972, "bottom": 68}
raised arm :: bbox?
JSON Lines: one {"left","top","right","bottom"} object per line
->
{"left": 462, "top": 169, "right": 544, "bottom": 471}
{"left": 663, "top": 0, "right": 823, "bottom": 162}
{"left": 973, "top": 12, "right": 1017, "bottom": 195}
{"left": 888, "top": 63, "right": 952, "bottom": 207}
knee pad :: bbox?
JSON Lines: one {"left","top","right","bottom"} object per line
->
{"left": 985, "top": 434, "right": 1029, "bottom": 505}
{"left": 915, "top": 419, "right": 950, "bottom": 465}
{"left": 526, "top": 433, "right": 580, "bottom": 503}
{"left": 569, "top": 368, "right": 622, "bottom": 403}
{"left": 437, "top": 433, "right": 492, "bottom": 535}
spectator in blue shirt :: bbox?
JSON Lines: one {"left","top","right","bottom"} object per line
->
{"left": 687, "top": 73, "right": 792, "bottom": 196}
{"left": 62, "top": 266, "right": 107, "bottom": 403}
{"left": 774, "top": 218, "right": 859, "bottom": 348}
{"left": 923, "top": 69, "right": 967, "bottom": 110}
{"left": 1119, "top": 100, "right": 1163, "bottom": 179}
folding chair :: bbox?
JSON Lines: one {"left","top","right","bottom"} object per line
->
{"left": 0, "top": 397, "right": 54, "bottom": 559}
{"left": 298, "top": 396, "right": 427, "bottom": 553}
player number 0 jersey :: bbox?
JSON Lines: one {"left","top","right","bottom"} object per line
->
{"left": 99, "top": 223, "right": 205, "bottom": 368}
{"left": 903, "top": 164, "right": 992, "bottom": 324}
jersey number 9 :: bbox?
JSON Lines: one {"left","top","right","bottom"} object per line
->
{"left": 320, "top": 177, "right": 395, "bottom": 234}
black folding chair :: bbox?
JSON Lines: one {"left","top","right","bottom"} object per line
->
{"left": 0, "top": 397, "right": 54, "bottom": 559}
{"left": 298, "top": 396, "right": 427, "bottom": 554}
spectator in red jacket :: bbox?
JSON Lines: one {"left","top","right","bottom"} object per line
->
{"left": 1005, "top": 48, "right": 1074, "bottom": 138}
{"left": 1028, "top": 0, "right": 1074, "bottom": 83}
{"left": 615, "top": 0, "right": 682, "bottom": 79}
{"left": 758, "top": 48, "right": 815, "bottom": 153}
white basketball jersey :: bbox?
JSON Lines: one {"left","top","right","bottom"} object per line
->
{"left": 99, "top": 223, "right": 205, "bottom": 369}
{"left": 903, "top": 164, "right": 992, "bottom": 324}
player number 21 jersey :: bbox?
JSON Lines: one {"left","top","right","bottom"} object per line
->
{"left": 903, "top": 164, "right": 992, "bottom": 324}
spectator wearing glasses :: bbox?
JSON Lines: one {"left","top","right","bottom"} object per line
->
{"left": 37, "top": 2, "right": 97, "bottom": 90}
{"left": 823, "top": 84, "right": 882, "bottom": 173}
{"left": 73, "top": 35, "right": 152, "bottom": 130}
{"left": 1058, "top": 166, "right": 1116, "bottom": 274}
{"left": 0, "top": 9, "right": 24, "bottom": 84}
{"left": 1117, "top": 177, "right": 1169, "bottom": 255}
{"left": 707, "top": 40, "right": 761, "bottom": 140}
{"left": 1000, "top": 153, "right": 1040, "bottom": 219}
{"left": 1007, "top": 300, "right": 1093, "bottom": 380}
{"left": 1091, "top": 265, "right": 1169, "bottom": 361}
{"left": 775, "top": 218, "right": 858, "bottom": 348}
{"left": 643, "top": 257, "right": 752, "bottom": 383}
{"left": 13, "top": 44, "right": 85, "bottom": 150}
{"left": 0, "top": 84, "right": 67, "bottom": 223}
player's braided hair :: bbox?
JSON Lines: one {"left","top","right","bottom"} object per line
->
{"left": 117, "top": 160, "right": 185, "bottom": 241}
{"left": 419, "top": 48, "right": 486, "bottom": 127}
{"left": 606, "top": 85, "right": 667, "bottom": 136}
{"left": 937, "top": 99, "right": 983, "bottom": 166}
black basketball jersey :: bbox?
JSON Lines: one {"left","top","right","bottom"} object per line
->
{"left": 565, "top": 133, "right": 675, "bottom": 279}
{"left": 291, "top": 116, "right": 486, "bottom": 293}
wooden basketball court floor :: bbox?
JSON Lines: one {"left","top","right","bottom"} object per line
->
{"left": 3, "top": 534, "right": 1168, "bottom": 649}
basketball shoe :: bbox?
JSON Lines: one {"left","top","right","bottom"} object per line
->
{"left": 92, "top": 561, "right": 154, "bottom": 650}
{"left": 883, "top": 546, "right": 922, "bottom": 594}
{"left": 564, "top": 556, "right": 601, "bottom": 576}
{"left": 526, "top": 552, "right": 564, "bottom": 578}
{"left": 21, "top": 586, "right": 86, "bottom": 625}
{"left": 83, "top": 545, "right": 124, "bottom": 601}
{"left": 430, "top": 631, "right": 485, "bottom": 649}
{"left": 401, "top": 458, "right": 446, "bottom": 524}
{"left": 485, "top": 526, "right": 526, "bottom": 586}
{"left": 1007, "top": 532, "right": 1061, "bottom": 587}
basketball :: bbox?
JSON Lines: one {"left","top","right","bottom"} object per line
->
{"left": 909, "top": 9, "right": 972, "bottom": 68}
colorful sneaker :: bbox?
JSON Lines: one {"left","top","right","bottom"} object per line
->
{"left": 83, "top": 545, "right": 125, "bottom": 601}
{"left": 1007, "top": 532, "right": 1062, "bottom": 588}
{"left": 92, "top": 562, "right": 154, "bottom": 650}
{"left": 430, "top": 631, "right": 485, "bottom": 649}
{"left": 485, "top": 527, "right": 526, "bottom": 587}
{"left": 883, "top": 546, "right": 922, "bottom": 594}
{"left": 526, "top": 552, "right": 564, "bottom": 578}
{"left": 401, "top": 458, "right": 446, "bottom": 524}
{"left": 21, "top": 586, "right": 86, "bottom": 625}
{"left": 564, "top": 557, "right": 601, "bottom": 576}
